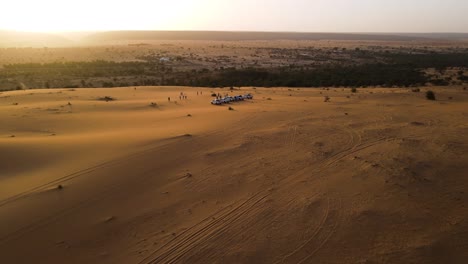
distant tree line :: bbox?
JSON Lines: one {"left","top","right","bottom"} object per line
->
{"left": 187, "top": 64, "right": 427, "bottom": 88}
{"left": 1, "top": 52, "right": 467, "bottom": 90}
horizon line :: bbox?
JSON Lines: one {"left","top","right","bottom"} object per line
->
{"left": 2, "top": 29, "right": 468, "bottom": 35}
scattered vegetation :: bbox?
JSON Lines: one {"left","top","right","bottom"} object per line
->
{"left": 426, "top": 90, "right": 436, "bottom": 100}
{"left": 0, "top": 50, "right": 467, "bottom": 90}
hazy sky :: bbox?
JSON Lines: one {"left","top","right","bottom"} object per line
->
{"left": 1, "top": 0, "right": 467, "bottom": 33}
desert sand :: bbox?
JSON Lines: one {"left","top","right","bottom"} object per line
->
{"left": 1, "top": 86, "right": 467, "bottom": 263}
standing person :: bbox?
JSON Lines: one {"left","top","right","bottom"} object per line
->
{"left": 168, "top": 97, "right": 171, "bottom": 102}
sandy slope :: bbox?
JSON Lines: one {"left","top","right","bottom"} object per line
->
{"left": 0, "top": 86, "right": 467, "bottom": 263}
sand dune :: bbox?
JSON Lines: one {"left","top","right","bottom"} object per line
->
{"left": 1, "top": 86, "right": 467, "bottom": 263}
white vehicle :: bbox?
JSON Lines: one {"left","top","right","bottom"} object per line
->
{"left": 211, "top": 99, "right": 222, "bottom": 105}
{"left": 224, "top": 96, "right": 234, "bottom": 102}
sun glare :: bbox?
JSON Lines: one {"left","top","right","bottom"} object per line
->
{"left": 0, "top": 0, "right": 198, "bottom": 32}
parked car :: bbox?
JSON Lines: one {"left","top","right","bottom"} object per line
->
{"left": 211, "top": 99, "right": 222, "bottom": 105}
{"left": 211, "top": 94, "right": 252, "bottom": 105}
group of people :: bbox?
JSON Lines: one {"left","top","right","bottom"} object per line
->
{"left": 179, "top": 92, "right": 188, "bottom": 100}
{"left": 215, "top": 93, "right": 228, "bottom": 100}
{"left": 167, "top": 91, "right": 203, "bottom": 102}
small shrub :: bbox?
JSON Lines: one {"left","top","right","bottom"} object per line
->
{"left": 266, "top": 98, "right": 272, "bottom": 100}
{"left": 412, "top": 88, "right": 421, "bottom": 92}
{"left": 324, "top": 96, "right": 331, "bottom": 102}
{"left": 228, "top": 106, "right": 234, "bottom": 111}
{"left": 351, "top": 88, "right": 357, "bottom": 93}
{"left": 98, "top": 96, "right": 115, "bottom": 102}
{"left": 426, "top": 91, "right": 436, "bottom": 100}
{"left": 211, "top": 93, "right": 217, "bottom": 97}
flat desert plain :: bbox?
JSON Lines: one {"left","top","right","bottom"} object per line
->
{"left": 1, "top": 86, "right": 467, "bottom": 263}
